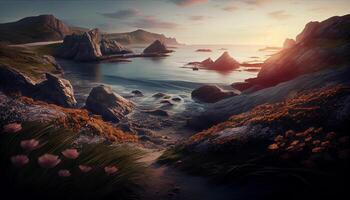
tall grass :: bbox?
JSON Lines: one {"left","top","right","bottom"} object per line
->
{"left": 0, "top": 122, "right": 145, "bottom": 200}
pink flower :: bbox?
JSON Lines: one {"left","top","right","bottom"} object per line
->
{"left": 11, "top": 155, "right": 29, "bottom": 167}
{"left": 38, "top": 154, "right": 61, "bottom": 168}
{"left": 79, "top": 165, "right": 92, "bottom": 173}
{"left": 3, "top": 123, "right": 22, "bottom": 133}
{"left": 58, "top": 169, "right": 71, "bottom": 177}
{"left": 20, "top": 139, "right": 40, "bottom": 151}
{"left": 61, "top": 149, "right": 79, "bottom": 159}
{"left": 104, "top": 166, "right": 119, "bottom": 175}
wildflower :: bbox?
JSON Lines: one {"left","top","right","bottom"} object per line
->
{"left": 312, "top": 147, "right": 323, "bottom": 153}
{"left": 79, "top": 165, "right": 92, "bottom": 173}
{"left": 61, "top": 149, "right": 79, "bottom": 159}
{"left": 268, "top": 143, "right": 279, "bottom": 150}
{"left": 11, "top": 155, "right": 29, "bottom": 167}
{"left": 20, "top": 139, "right": 40, "bottom": 151}
{"left": 58, "top": 169, "right": 71, "bottom": 177}
{"left": 326, "top": 132, "right": 336, "bottom": 140}
{"left": 274, "top": 135, "right": 284, "bottom": 142}
{"left": 305, "top": 136, "right": 312, "bottom": 142}
{"left": 3, "top": 123, "right": 22, "bottom": 133}
{"left": 38, "top": 154, "right": 61, "bottom": 168}
{"left": 104, "top": 166, "right": 119, "bottom": 175}
{"left": 290, "top": 140, "right": 299, "bottom": 146}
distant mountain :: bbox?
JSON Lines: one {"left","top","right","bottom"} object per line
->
{"left": 104, "top": 29, "right": 180, "bottom": 45}
{"left": 0, "top": 14, "right": 71, "bottom": 44}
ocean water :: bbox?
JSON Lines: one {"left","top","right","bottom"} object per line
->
{"left": 58, "top": 45, "right": 273, "bottom": 117}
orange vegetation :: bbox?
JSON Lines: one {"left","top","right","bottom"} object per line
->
{"left": 19, "top": 96, "right": 138, "bottom": 143}
{"left": 191, "top": 85, "right": 349, "bottom": 143}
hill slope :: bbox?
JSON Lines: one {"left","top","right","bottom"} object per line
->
{"left": 105, "top": 29, "right": 180, "bottom": 45}
{"left": 0, "top": 14, "right": 71, "bottom": 44}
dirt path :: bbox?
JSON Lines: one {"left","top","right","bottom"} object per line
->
{"left": 9, "top": 40, "right": 63, "bottom": 47}
{"left": 137, "top": 151, "right": 259, "bottom": 200}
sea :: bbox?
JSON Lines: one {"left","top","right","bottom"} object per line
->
{"left": 57, "top": 44, "right": 276, "bottom": 119}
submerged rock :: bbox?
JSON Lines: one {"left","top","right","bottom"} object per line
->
{"left": 35, "top": 73, "right": 77, "bottom": 107}
{"left": 143, "top": 40, "right": 173, "bottom": 54}
{"left": 131, "top": 90, "right": 143, "bottom": 97}
{"left": 143, "top": 109, "right": 169, "bottom": 116}
{"left": 85, "top": 85, "right": 134, "bottom": 122}
{"left": 152, "top": 92, "right": 169, "bottom": 98}
{"left": 191, "top": 85, "right": 238, "bottom": 103}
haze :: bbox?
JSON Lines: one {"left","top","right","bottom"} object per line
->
{"left": 0, "top": 0, "right": 349, "bottom": 45}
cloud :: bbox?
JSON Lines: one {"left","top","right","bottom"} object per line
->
{"left": 222, "top": 6, "right": 238, "bottom": 12}
{"left": 127, "top": 16, "right": 178, "bottom": 29}
{"left": 100, "top": 8, "right": 141, "bottom": 19}
{"left": 170, "top": 0, "right": 208, "bottom": 7}
{"left": 243, "top": 0, "right": 272, "bottom": 6}
{"left": 268, "top": 10, "right": 292, "bottom": 20}
{"left": 188, "top": 15, "right": 208, "bottom": 21}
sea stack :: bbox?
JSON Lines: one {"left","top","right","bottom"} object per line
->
{"left": 100, "top": 38, "right": 133, "bottom": 55}
{"left": 143, "top": 40, "right": 173, "bottom": 54}
{"left": 210, "top": 51, "right": 240, "bottom": 70}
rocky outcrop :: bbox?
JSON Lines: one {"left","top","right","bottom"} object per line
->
{"left": 100, "top": 38, "right": 133, "bottom": 55}
{"left": 0, "top": 66, "right": 76, "bottom": 108}
{"left": 209, "top": 51, "right": 240, "bottom": 70}
{"left": 191, "top": 85, "right": 238, "bottom": 103}
{"left": 0, "top": 14, "right": 71, "bottom": 44}
{"left": 57, "top": 28, "right": 102, "bottom": 61}
{"left": 201, "top": 58, "right": 214, "bottom": 66}
{"left": 35, "top": 73, "right": 76, "bottom": 107}
{"left": 85, "top": 85, "right": 134, "bottom": 122}
{"left": 282, "top": 38, "right": 296, "bottom": 49}
{"left": 0, "top": 65, "right": 36, "bottom": 95}
{"left": 236, "top": 14, "right": 350, "bottom": 91}
{"left": 143, "top": 40, "right": 173, "bottom": 54}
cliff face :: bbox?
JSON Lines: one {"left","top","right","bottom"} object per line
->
{"left": 0, "top": 15, "right": 71, "bottom": 44}
{"left": 245, "top": 14, "right": 350, "bottom": 90}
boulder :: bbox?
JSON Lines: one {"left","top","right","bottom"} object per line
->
{"left": 0, "top": 65, "right": 36, "bottom": 95}
{"left": 100, "top": 38, "right": 133, "bottom": 55}
{"left": 210, "top": 52, "right": 240, "bottom": 70}
{"left": 191, "top": 85, "right": 238, "bottom": 103}
{"left": 35, "top": 73, "right": 77, "bottom": 108}
{"left": 85, "top": 85, "right": 134, "bottom": 122}
{"left": 143, "top": 40, "right": 173, "bottom": 54}
{"left": 131, "top": 90, "right": 143, "bottom": 97}
{"left": 57, "top": 28, "right": 102, "bottom": 61}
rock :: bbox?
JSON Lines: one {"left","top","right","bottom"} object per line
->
{"left": 191, "top": 85, "right": 238, "bottom": 103}
{"left": 143, "top": 109, "right": 169, "bottom": 116}
{"left": 201, "top": 58, "right": 214, "bottom": 67}
{"left": 85, "top": 85, "right": 134, "bottom": 122}
{"left": 152, "top": 92, "right": 167, "bottom": 98}
{"left": 231, "top": 82, "right": 254, "bottom": 92}
{"left": 131, "top": 90, "right": 143, "bottom": 97}
{"left": 160, "top": 100, "right": 174, "bottom": 107}
{"left": 249, "top": 14, "right": 350, "bottom": 90}
{"left": 35, "top": 73, "right": 77, "bottom": 107}
{"left": 283, "top": 38, "right": 296, "bottom": 49}
{"left": 57, "top": 28, "right": 102, "bottom": 61}
{"left": 0, "top": 65, "right": 36, "bottom": 95}
{"left": 172, "top": 97, "right": 182, "bottom": 102}
{"left": 100, "top": 38, "right": 133, "bottom": 55}
{"left": 143, "top": 40, "right": 173, "bottom": 54}
{"left": 210, "top": 52, "right": 240, "bottom": 70}
{"left": 42, "top": 55, "right": 63, "bottom": 72}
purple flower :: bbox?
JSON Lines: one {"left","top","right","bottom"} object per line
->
{"left": 61, "top": 149, "right": 79, "bottom": 159}
{"left": 104, "top": 166, "right": 119, "bottom": 175}
{"left": 20, "top": 139, "right": 40, "bottom": 151}
{"left": 11, "top": 155, "right": 29, "bottom": 167}
{"left": 58, "top": 169, "right": 71, "bottom": 177}
{"left": 38, "top": 154, "right": 61, "bottom": 168}
{"left": 79, "top": 165, "right": 92, "bottom": 173}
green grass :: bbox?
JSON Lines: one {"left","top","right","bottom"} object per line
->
{"left": 29, "top": 43, "right": 60, "bottom": 56}
{"left": 0, "top": 122, "right": 146, "bottom": 200}
{"left": 0, "top": 45, "right": 57, "bottom": 80}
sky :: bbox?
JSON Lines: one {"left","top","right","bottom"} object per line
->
{"left": 0, "top": 0, "right": 349, "bottom": 46}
